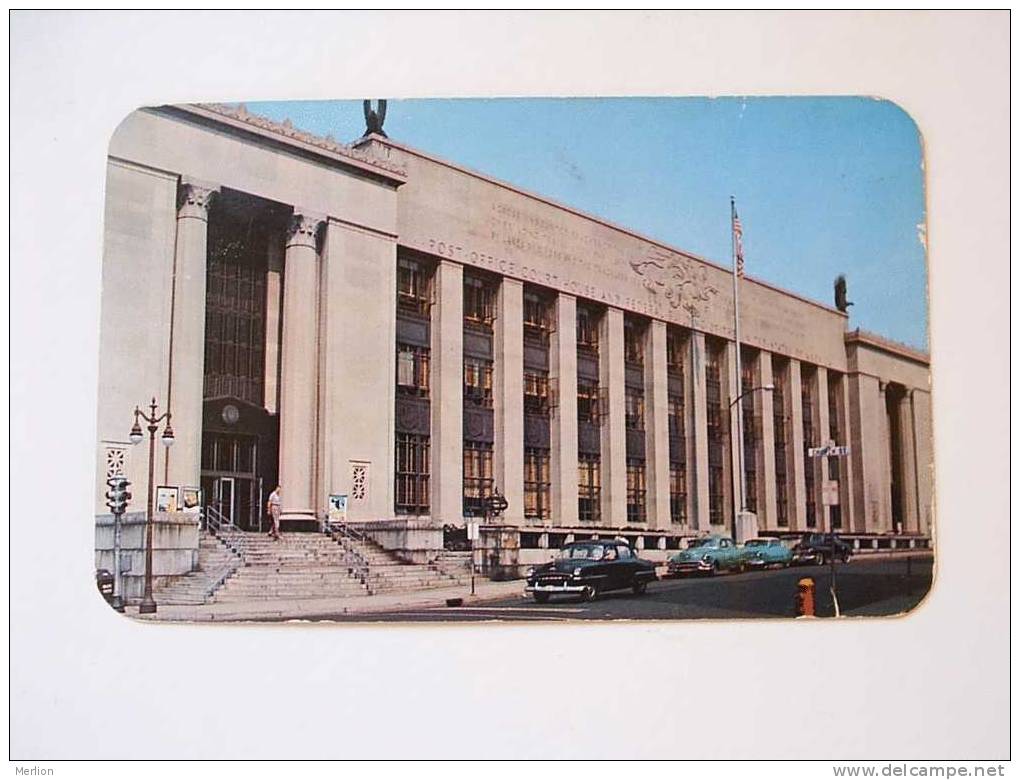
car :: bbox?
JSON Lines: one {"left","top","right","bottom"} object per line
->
{"left": 666, "top": 535, "right": 745, "bottom": 577}
{"left": 791, "top": 532, "right": 853, "bottom": 565}
{"left": 524, "top": 540, "right": 657, "bottom": 602}
{"left": 742, "top": 538, "right": 793, "bottom": 569}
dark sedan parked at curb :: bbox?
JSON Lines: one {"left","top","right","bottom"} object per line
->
{"left": 524, "top": 540, "right": 658, "bottom": 602}
{"left": 791, "top": 532, "right": 853, "bottom": 565}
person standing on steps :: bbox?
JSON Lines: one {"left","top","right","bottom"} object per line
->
{"left": 267, "top": 485, "right": 282, "bottom": 541}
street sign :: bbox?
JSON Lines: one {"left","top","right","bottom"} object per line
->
{"left": 808, "top": 443, "right": 851, "bottom": 458}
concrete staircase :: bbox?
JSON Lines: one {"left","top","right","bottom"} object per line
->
{"left": 152, "top": 532, "right": 243, "bottom": 605}
{"left": 154, "top": 527, "right": 472, "bottom": 605}
{"left": 210, "top": 529, "right": 368, "bottom": 603}
{"left": 327, "top": 530, "right": 469, "bottom": 594}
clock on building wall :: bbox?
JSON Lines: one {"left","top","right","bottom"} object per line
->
{"left": 221, "top": 404, "right": 240, "bottom": 425}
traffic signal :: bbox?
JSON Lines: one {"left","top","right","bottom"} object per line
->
{"left": 105, "top": 476, "right": 131, "bottom": 515}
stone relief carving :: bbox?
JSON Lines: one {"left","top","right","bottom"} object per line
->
{"left": 629, "top": 248, "right": 719, "bottom": 320}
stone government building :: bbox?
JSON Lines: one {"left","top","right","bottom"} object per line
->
{"left": 95, "top": 103, "right": 933, "bottom": 587}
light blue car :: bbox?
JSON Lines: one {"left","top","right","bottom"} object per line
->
{"left": 741, "top": 538, "right": 793, "bottom": 570}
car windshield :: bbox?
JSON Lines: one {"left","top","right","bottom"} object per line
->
{"left": 687, "top": 539, "right": 714, "bottom": 549}
{"left": 745, "top": 539, "right": 767, "bottom": 547}
{"left": 559, "top": 544, "right": 606, "bottom": 561}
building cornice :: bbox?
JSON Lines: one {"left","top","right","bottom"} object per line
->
{"left": 162, "top": 103, "right": 408, "bottom": 186}
{"left": 845, "top": 329, "right": 930, "bottom": 366}
{"left": 356, "top": 133, "right": 850, "bottom": 321}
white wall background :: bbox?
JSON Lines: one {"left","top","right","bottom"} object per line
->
{"left": 8, "top": 10, "right": 1010, "bottom": 760}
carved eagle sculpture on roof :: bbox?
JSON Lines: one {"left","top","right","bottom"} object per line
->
{"left": 834, "top": 274, "right": 853, "bottom": 313}
{"left": 363, "top": 99, "right": 388, "bottom": 138}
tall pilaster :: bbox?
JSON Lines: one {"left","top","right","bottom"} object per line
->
{"left": 644, "top": 320, "right": 671, "bottom": 529}
{"left": 910, "top": 389, "right": 934, "bottom": 536}
{"left": 278, "top": 210, "right": 325, "bottom": 525}
{"left": 814, "top": 368, "right": 831, "bottom": 531}
{"left": 166, "top": 179, "right": 218, "bottom": 489}
{"left": 689, "top": 332, "right": 710, "bottom": 530}
{"left": 898, "top": 392, "right": 920, "bottom": 532}
{"left": 430, "top": 260, "right": 464, "bottom": 525}
{"left": 788, "top": 359, "right": 808, "bottom": 531}
{"left": 549, "top": 293, "right": 578, "bottom": 526}
{"left": 835, "top": 373, "right": 857, "bottom": 530}
{"left": 494, "top": 278, "right": 524, "bottom": 525}
{"left": 758, "top": 351, "right": 778, "bottom": 530}
{"left": 599, "top": 307, "right": 626, "bottom": 526}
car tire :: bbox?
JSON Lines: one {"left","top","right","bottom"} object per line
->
{"left": 582, "top": 585, "right": 598, "bottom": 602}
{"left": 814, "top": 552, "right": 825, "bottom": 566}
{"left": 632, "top": 579, "right": 648, "bottom": 595}
{"left": 841, "top": 552, "right": 850, "bottom": 564}
{"left": 533, "top": 593, "right": 550, "bottom": 604}
{"left": 710, "top": 560, "right": 720, "bottom": 577}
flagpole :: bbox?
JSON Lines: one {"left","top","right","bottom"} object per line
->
{"left": 731, "top": 197, "right": 747, "bottom": 528}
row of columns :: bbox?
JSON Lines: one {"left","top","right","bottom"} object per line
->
{"left": 424, "top": 264, "right": 882, "bottom": 533}
{"left": 165, "top": 177, "right": 328, "bottom": 523}
{"left": 164, "top": 180, "right": 928, "bottom": 535}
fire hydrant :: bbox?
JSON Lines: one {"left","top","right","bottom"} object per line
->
{"left": 796, "top": 577, "right": 816, "bottom": 617}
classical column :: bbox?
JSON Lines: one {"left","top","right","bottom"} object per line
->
{"left": 549, "top": 293, "right": 578, "bottom": 526}
{"left": 814, "top": 368, "right": 831, "bottom": 532}
{"left": 788, "top": 359, "right": 808, "bottom": 531}
{"left": 910, "top": 389, "right": 934, "bottom": 536}
{"left": 494, "top": 278, "right": 524, "bottom": 525}
{"left": 278, "top": 210, "right": 325, "bottom": 526}
{"left": 689, "top": 332, "right": 710, "bottom": 530}
{"left": 758, "top": 351, "right": 778, "bottom": 530}
{"left": 430, "top": 260, "right": 464, "bottom": 525}
{"left": 898, "top": 391, "right": 920, "bottom": 533}
{"left": 644, "top": 320, "right": 671, "bottom": 529}
{"left": 599, "top": 307, "right": 626, "bottom": 526}
{"left": 166, "top": 180, "right": 218, "bottom": 490}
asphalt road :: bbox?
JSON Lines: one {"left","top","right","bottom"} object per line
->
{"left": 299, "top": 554, "right": 934, "bottom": 623}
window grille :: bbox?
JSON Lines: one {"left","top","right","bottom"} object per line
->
{"left": 464, "top": 275, "right": 496, "bottom": 326}
{"left": 524, "top": 370, "right": 551, "bottom": 415}
{"left": 396, "top": 344, "right": 430, "bottom": 397}
{"left": 524, "top": 448, "right": 551, "bottom": 519}
{"left": 397, "top": 257, "right": 432, "bottom": 316}
{"left": 463, "top": 358, "right": 494, "bottom": 408}
{"left": 625, "top": 388, "right": 645, "bottom": 431}
{"left": 773, "top": 368, "right": 789, "bottom": 527}
{"left": 802, "top": 369, "right": 817, "bottom": 528}
{"left": 626, "top": 459, "right": 647, "bottom": 523}
{"left": 462, "top": 441, "right": 494, "bottom": 517}
{"left": 577, "top": 455, "right": 601, "bottom": 523}
{"left": 395, "top": 434, "right": 430, "bottom": 515}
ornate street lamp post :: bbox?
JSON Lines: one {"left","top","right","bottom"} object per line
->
{"left": 129, "top": 397, "right": 174, "bottom": 614}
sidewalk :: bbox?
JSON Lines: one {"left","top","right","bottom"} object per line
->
{"left": 130, "top": 578, "right": 527, "bottom": 623}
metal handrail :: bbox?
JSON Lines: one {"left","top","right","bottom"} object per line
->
{"left": 323, "top": 521, "right": 374, "bottom": 591}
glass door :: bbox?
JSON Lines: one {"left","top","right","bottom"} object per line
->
{"left": 215, "top": 477, "right": 236, "bottom": 526}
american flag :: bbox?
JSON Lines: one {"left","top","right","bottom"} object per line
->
{"left": 733, "top": 208, "right": 745, "bottom": 278}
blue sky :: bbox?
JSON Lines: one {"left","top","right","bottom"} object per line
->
{"left": 242, "top": 97, "right": 928, "bottom": 349}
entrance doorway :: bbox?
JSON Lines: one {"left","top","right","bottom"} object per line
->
{"left": 201, "top": 401, "right": 278, "bottom": 531}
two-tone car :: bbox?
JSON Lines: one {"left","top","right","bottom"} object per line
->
{"left": 665, "top": 535, "right": 745, "bottom": 577}
{"left": 791, "top": 532, "right": 853, "bottom": 565}
{"left": 741, "top": 538, "right": 793, "bottom": 570}
{"left": 524, "top": 540, "right": 658, "bottom": 602}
